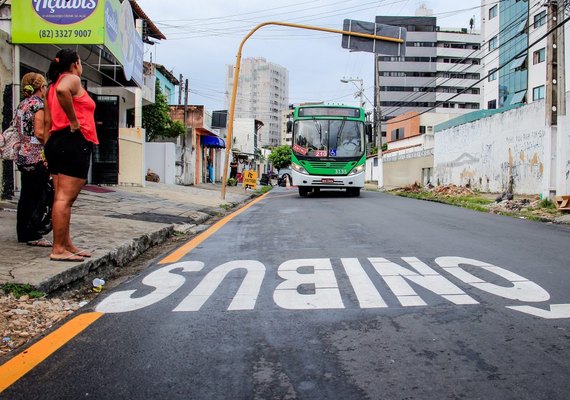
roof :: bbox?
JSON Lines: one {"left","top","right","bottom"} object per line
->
{"left": 129, "top": 0, "right": 166, "bottom": 41}
{"left": 154, "top": 64, "right": 179, "bottom": 85}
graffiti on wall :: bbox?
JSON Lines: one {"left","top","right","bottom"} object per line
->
{"left": 503, "top": 130, "right": 545, "bottom": 184}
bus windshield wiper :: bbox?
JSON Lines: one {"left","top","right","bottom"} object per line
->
{"left": 312, "top": 118, "right": 322, "bottom": 147}
{"left": 336, "top": 119, "right": 346, "bottom": 146}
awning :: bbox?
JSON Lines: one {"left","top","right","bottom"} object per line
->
{"left": 510, "top": 90, "right": 526, "bottom": 105}
{"left": 510, "top": 55, "right": 527, "bottom": 70}
{"left": 201, "top": 135, "right": 226, "bottom": 148}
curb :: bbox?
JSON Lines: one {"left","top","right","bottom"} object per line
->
{"left": 37, "top": 225, "right": 175, "bottom": 293}
{"left": 34, "top": 195, "right": 257, "bottom": 294}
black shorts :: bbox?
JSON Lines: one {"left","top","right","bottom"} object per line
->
{"left": 44, "top": 127, "right": 93, "bottom": 180}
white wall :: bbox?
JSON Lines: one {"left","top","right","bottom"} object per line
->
{"left": 119, "top": 128, "right": 146, "bottom": 187}
{"left": 233, "top": 118, "right": 256, "bottom": 155}
{"left": 434, "top": 101, "right": 548, "bottom": 194}
{"left": 146, "top": 142, "right": 176, "bottom": 185}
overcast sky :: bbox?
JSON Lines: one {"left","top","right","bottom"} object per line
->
{"left": 136, "top": 0, "right": 481, "bottom": 112}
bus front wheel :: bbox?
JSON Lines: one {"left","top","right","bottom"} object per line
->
{"left": 299, "top": 187, "right": 309, "bottom": 197}
{"left": 347, "top": 188, "right": 360, "bottom": 197}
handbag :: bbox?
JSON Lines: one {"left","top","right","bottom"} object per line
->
{"left": 0, "top": 112, "right": 20, "bottom": 161}
{"left": 30, "top": 176, "right": 54, "bottom": 236}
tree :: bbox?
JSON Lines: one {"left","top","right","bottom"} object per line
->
{"left": 142, "top": 81, "right": 182, "bottom": 142}
{"left": 268, "top": 145, "right": 292, "bottom": 170}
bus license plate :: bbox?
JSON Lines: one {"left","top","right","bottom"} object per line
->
{"left": 321, "top": 178, "right": 334, "bottom": 183}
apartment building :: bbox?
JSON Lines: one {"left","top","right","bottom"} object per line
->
{"left": 375, "top": 15, "right": 482, "bottom": 137}
{"left": 226, "top": 57, "right": 289, "bottom": 148}
{"left": 480, "top": 0, "right": 570, "bottom": 109}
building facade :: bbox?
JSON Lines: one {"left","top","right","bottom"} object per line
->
{"left": 375, "top": 15, "right": 482, "bottom": 139}
{"left": 480, "top": 0, "right": 570, "bottom": 110}
{"left": 2, "top": 0, "right": 163, "bottom": 194}
{"left": 226, "top": 57, "right": 289, "bottom": 148}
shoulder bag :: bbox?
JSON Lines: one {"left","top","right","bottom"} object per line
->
{"left": 0, "top": 112, "right": 20, "bottom": 161}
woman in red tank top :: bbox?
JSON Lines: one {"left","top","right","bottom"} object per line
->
{"left": 44, "top": 48, "right": 97, "bottom": 262}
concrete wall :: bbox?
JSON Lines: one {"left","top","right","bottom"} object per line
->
{"left": 119, "top": 128, "right": 145, "bottom": 186}
{"left": 146, "top": 142, "right": 176, "bottom": 185}
{"left": 434, "top": 100, "right": 547, "bottom": 194}
{"left": 383, "top": 155, "right": 434, "bottom": 190}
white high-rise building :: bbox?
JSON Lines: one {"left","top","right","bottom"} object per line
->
{"left": 375, "top": 14, "right": 482, "bottom": 138}
{"left": 226, "top": 57, "right": 289, "bottom": 148}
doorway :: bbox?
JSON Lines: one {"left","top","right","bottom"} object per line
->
{"left": 91, "top": 94, "right": 119, "bottom": 184}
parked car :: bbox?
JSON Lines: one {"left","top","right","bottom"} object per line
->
{"left": 278, "top": 167, "right": 292, "bottom": 187}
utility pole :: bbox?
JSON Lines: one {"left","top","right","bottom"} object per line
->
{"left": 178, "top": 73, "right": 183, "bottom": 106}
{"left": 375, "top": 55, "right": 383, "bottom": 189}
{"left": 183, "top": 78, "right": 190, "bottom": 184}
{"left": 546, "top": 0, "right": 558, "bottom": 128}
{"left": 545, "top": 0, "right": 561, "bottom": 198}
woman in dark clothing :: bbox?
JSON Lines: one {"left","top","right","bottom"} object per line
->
{"left": 15, "top": 72, "right": 51, "bottom": 247}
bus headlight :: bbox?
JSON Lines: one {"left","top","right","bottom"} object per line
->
{"left": 291, "top": 164, "right": 307, "bottom": 174}
{"left": 348, "top": 165, "right": 364, "bottom": 175}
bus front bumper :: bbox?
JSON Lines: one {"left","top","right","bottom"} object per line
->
{"left": 292, "top": 170, "right": 365, "bottom": 188}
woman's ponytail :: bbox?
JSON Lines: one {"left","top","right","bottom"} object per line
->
{"left": 46, "top": 48, "right": 79, "bottom": 83}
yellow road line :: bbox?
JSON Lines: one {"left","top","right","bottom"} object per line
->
{"left": 159, "top": 192, "right": 271, "bottom": 264}
{"left": 0, "top": 312, "right": 103, "bottom": 393}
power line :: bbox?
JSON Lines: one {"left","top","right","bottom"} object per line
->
{"left": 379, "top": 1, "right": 542, "bottom": 116}
{"left": 386, "top": 12, "right": 570, "bottom": 125}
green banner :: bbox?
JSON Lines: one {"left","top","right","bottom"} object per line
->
{"left": 12, "top": 1, "right": 143, "bottom": 86}
{"left": 12, "top": 0, "right": 105, "bottom": 44}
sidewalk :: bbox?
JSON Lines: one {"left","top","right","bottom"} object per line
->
{"left": 0, "top": 182, "right": 250, "bottom": 294}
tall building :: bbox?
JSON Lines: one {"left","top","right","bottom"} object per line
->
{"left": 481, "top": 0, "right": 532, "bottom": 109}
{"left": 375, "top": 14, "right": 482, "bottom": 139}
{"left": 226, "top": 57, "right": 289, "bottom": 148}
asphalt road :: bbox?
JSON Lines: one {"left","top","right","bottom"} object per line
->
{"left": 3, "top": 188, "right": 570, "bottom": 399}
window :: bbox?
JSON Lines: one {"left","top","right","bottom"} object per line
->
{"left": 488, "top": 99, "right": 497, "bottom": 109}
{"left": 533, "top": 85, "right": 545, "bottom": 100}
{"left": 489, "top": 5, "right": 497, "bottom": 19}
{"left": 488, "top": 36, "right": 498, "bottom": 51}
{"left": 534, "top": 11, "right": 546, "bottom": 28}
{"left": 391, "top": 127, "right": 404, "bottom": 141}
{"left": 488, "top": 68, "right": 497, "bottom": 81}
{"left": 419, "top": 126, "right": 426, "bottom": 134}
{"left": 533, "top": 47, "right": 546, "bottom": 64}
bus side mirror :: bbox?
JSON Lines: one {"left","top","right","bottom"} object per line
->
{"left": 365, "top": 124, "right": 373, "bottom": 142}
{"left": 286, "top": 121, "right": 292, "bottom": 133}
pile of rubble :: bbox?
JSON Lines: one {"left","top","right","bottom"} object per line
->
{"left": 398, "top": 183, "right": 476, "bottom": 197}
{"left": 1, "top": 293, "right": 88, "bottom": 355}
{"left": 429, "top": 184, "right": 475, "bottom": 197}
{"left": 487, "top": 196, "right": 542, "bottom": 214}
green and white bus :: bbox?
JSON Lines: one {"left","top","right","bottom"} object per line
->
{"left": 287, "top": 104, "right": 370, "bottom": 197}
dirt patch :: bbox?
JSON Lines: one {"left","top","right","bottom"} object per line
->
{"left": 0, "top": 228, "right": 198, "bottom": 357}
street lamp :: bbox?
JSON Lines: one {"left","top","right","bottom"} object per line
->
{"left": 340, "top": 77, "right": 365, "bottom": 108}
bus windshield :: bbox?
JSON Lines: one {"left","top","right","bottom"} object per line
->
{"left": 293, "top": 119, "right": 364, "bottom": 158}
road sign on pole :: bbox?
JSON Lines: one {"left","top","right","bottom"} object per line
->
{"left": 342, "top": 20, "right": 406, "bottom": 56}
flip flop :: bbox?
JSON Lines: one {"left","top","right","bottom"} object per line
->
{"left": 74, "top": 250, "right": 92, "bottom": 258}
{"left": 27, "top": 239, "right": 53, "bottom": 247}
{"left": 49, "top": 253, "right": 84, "bottom": 262}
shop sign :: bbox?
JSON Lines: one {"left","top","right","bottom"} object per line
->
{"left": 12, "top": 0, "right": 143, "bottom": 86}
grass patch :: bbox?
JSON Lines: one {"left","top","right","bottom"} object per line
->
{"left": 394, "top": 190, "right": 493, "bottom": 208}
{"left": 254, "top": 185, "right": 272, "bottom": 195}
{"left": 220, "top": 202, "right": 238, "bottom": 211}
{"left": 392, "top": 187, "right": 563, "bottom": 221}
{"left": 2, "top": 283, "right": 45, "bottom": 299}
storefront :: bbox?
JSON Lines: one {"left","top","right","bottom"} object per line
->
{"left": 8, "top": 0, "right": 162, "bottom": 186}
